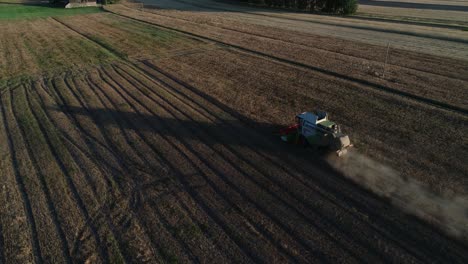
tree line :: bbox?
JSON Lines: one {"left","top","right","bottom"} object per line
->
{"left": 233, "top": 0, "right": 358, "bottom": 14}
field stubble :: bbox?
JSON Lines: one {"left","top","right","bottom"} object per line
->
{"left": 0, "top": 7, "right": 467, "bottom": 263}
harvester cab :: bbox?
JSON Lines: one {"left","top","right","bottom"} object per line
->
{"left": 279, "top": 111, "right": 352, "bottom": 156}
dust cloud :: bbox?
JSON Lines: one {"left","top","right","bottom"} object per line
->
{"left": 327, "top": 150, "right": 468, "bottom": 241}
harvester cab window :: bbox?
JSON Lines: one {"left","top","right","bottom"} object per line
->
{"left": 316, "top": 111, "right": 327, "bottom": 122}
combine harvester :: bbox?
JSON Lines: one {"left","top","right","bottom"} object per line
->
{"left": 279, "top": 111, "right": 352, "bottom": 156}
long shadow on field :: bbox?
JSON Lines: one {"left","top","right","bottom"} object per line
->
{"left": 48, "top": 102, "right": 468, "bottom": 261}
{"left": 50, "top": 105, "right": 282, "bottom": 148}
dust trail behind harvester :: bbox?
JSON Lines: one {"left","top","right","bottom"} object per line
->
{"left": 327, "top": 150, "right": 468, "bottom": 241}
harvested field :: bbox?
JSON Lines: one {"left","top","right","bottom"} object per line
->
{"left": 109, "top": 4, "right": 468, "bottom": 110}
{"left": 105, "top": 4, "right": 468, "bottom": 194}
{"left": 1, "top": 60, "right": 467, "bottom": 263}
{"left": 357, "top": 0, "right": 468, "bottom": 27}
{"left": 1, "top": 1, "right": 468, "bottom": 263}
{"left": 136, "top": 0, "right": 468, "bottom": 59}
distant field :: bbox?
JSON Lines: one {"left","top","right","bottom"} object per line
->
{"left": 0, "top": 3, "right": 101, "bottom": 20}
{"left": 357, "top": 0, "right": 468, "bottom": 27}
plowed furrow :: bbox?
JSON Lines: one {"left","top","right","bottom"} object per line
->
{"left": 15, "top": 85, "right": 110, "bottom": 263}
{"left": 99, "top": 66, "right": 337, "bottom": 262}
{"left": 110, "top": 64, "right": 393, "bottom": 262}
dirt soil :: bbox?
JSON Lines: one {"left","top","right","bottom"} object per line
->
{"left": 0, "top": 3, "right": 467, "bottom": 264}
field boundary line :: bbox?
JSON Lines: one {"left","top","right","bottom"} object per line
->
{"left": 102, "top": 9, "right": 468, "bottom": 116}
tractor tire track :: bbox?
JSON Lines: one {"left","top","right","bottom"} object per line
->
{"left": 101, "top": 67, "right": 310, "bottom": 262}
{"left": 76, "top": 71, "right": 247, "bottom": 263}
{"left": 10, "top": 86, "right": 72, "bottom": 264}
{"left": 17, "top": 85, "right": 111, "bottom": 264}
{"left": 112, "top": 63, "right": 408, "bottom": 263}
{"left": 49, "top": 76, "right": 174, "bottom": 262}
{"left": 112, "top": 64, "right": 331, "bottom": 262}
{"left": 132, "top": 62, "right": 465, "bottom": 263}
{"left": 0, "top": 94, "right": 36, "bottom": 264}
{"left": 89, "top": 68, "right": 298, "bottom": 263}
{"left": 1, "top": 90, "right": 43, "bottom": 264}
{"left": 86, "top": 75, "right": 209, "bottom": 264}
{"left": 87, "top": 71, "right": 261, "bottom": 262}
{"left": 141, "top": 62, "right": 467, "bottom": 262}
{"left": 0, "top": 214, "right": 5, "bottom": 264}
{"left": 100, "top": 65, "right": 360, "bottom": 262}
{"left": 28, "top": 82, "right": 136, "bottom": 264}
{"left": 84, "top": 73, "right": 212, "bottom": 264}
{"left": 33, "top": 79, "right": 161, "bottom": 263}
{"left": 105, "top": 10, "right": 468, "bottom": 115}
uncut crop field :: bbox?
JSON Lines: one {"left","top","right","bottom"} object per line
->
{"left": 0, "top": 2, "right": 467, "bottom": 263}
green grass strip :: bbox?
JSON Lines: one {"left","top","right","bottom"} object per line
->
{"left": 0, "top": 3, "right": 102, "bottom": 20}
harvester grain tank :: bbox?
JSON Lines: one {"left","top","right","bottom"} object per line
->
{"left": 279, "top": 111, "right": 352, "bottom": 156}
